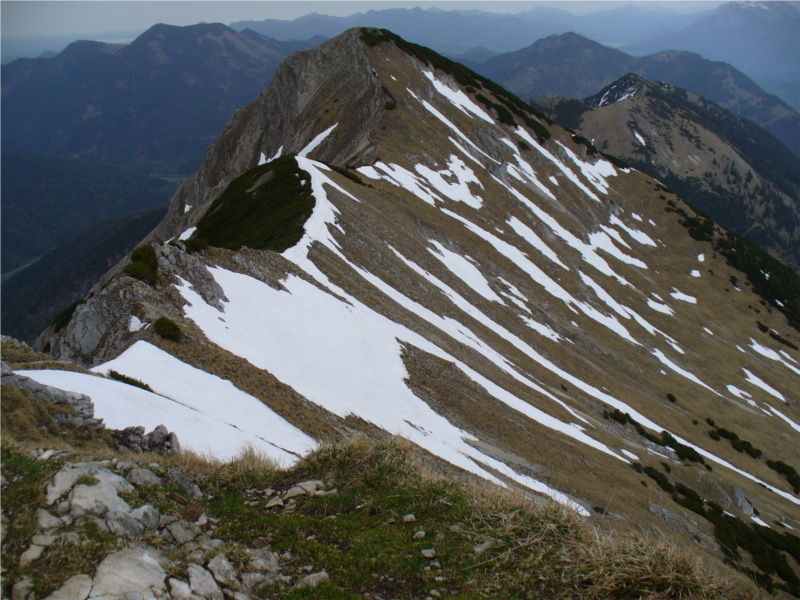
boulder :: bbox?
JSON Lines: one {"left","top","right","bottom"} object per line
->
{"left": 88, "top": 548, "right": 167, "bottom": 599}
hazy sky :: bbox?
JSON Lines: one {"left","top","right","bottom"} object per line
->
{"left": 2, "top": 1, "right": 724, "bottom": 39}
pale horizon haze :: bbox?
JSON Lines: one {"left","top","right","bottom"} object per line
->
{"left": 2, "top": 0, "right": 725, "bottom": 62}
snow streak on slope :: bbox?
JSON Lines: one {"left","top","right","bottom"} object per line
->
{"left": 176, "top": 267, "right": 591, "bottom": 514}
{"left": 422, "top": 70, "right": 493, "bottom": 123}
{"left": 177, "top": 149, "right": 800, "bottom": 508}
{"left": 21, "top": 342, "right": 317, "bottom": 463}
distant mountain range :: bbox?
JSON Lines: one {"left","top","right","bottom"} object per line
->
{"left": 1, "top": 23, "right": 319, "bottom": 174}
{"left": 625, "top": 0, "right": 800, "bottom": 108}
{"left": 230, "top": 4, "right": 709, "bottom": 55}
{"left": 231, "top": 2, "right": 797, "bottom": 110}
{"left": 470, "top": 32, "right": 800, "bottom": 156}
{"left": 540, "top": 73, "right": 800, "bottom": 270}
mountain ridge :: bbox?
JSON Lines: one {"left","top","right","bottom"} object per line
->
{"left": 472, "top": 32, "right": 800, "bottom": 156}
{"left": 20, "top": 28, "right": 800, "bottom": 594}
{"left": 540, "top": 72, "right": 800, "bottom": 271}
{"left": 0, "top": 23, "right": 313, "bottom": 173}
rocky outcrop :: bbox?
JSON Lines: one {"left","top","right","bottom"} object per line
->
{"left": 6, "top": 457, "right": 337, "bottom": 600}
{"left": 1, "top": 361, "right": 103, "bottom": 429}
{"left": 2, "top": 360, "right": 180, "bottom": 453}
{"left": 112, "top": 425, "right": 181, "bottom": 454}
{"left": 147, "top": 28, "right": 385, "bottom": 247}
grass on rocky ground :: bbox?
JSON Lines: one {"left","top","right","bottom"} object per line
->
{"left": 1, "top": 418, "right": 765, "bottom": 599}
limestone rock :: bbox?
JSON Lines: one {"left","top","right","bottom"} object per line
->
{"left": 43, "top": 574, "right": 93, "bottom": 600}
{"left": 19, "top": 543, "right": 45, "bottom": 567}
{"left": 48, "top": 463, "right": 133, "bottom": 506}
{"left": 207, "top": 552, "right": 236, "bottom": 585}
{"left": 296, "top": 480, "right": 324, "bottom": 495}
{"left": 88, "top": 548, "right": 167, "bottom": 599}
{"left": 294, "top": 570, "right": 329, "bottom": 589}
{"left": 167, "top": 520, "right": 202, "bottom": 545}
{"left": 247, "top": 547, "right": 281, "bottom": 574}
{"left": 187, "top": 564, "right": 223, "bottom": 600}
{"left": 35, "top": 509, "right": 62, "bottom": 532}
{"left": 168, "top": 469, "right": 202, "bottom": 498}
{"left": 127, "top": 468, "right": 165, "bottom": 488}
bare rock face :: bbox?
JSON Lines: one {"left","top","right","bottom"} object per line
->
{"left": 149, "top": 28, "right": 385, "bottom": 247}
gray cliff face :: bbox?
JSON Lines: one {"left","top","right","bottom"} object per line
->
{"left": 41, "top": 243, "right": 227, "bottom": 364}
{"left": 148, "top": 29, "right": 385, "bottom": 246}
{"left": 40, "top": 30, "right": 389, "bottom": 359}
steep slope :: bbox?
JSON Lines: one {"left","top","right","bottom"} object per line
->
{"left": 0, "top": 151, "right": 173, "bottom": 274}
{"left": 28, "top": 29, "right": 800, "bottom": 593}
{"left": 474, "top": 32, "right": 800, "bottom": 156}
{"left": 541, "top": 74, "right": 800, "bottom": 270}
{"left": 0, "top": 23, "right": 303, "bottom": 173}
{"left": 1, "top": 206, "right": 167, "bottom": 344}
{"left": 626, "top": 0, "right": 800, "bottom": 109}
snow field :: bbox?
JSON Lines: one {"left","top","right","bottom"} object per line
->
{"left": 21, "top": 343, "right": 317, "bottom": 464}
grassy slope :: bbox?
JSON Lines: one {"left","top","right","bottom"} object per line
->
{"left": 1, "top": 341, "right": 762, "bottom": 599}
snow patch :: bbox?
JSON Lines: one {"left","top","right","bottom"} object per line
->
{"left": 22, "top": 344, "right": 317, "bottom": 464}
{"left": 299, "top": 125, "right": 337, "bottom": 158}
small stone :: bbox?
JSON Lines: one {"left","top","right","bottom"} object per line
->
{"left": 296, "top": 480, "right": 324, "bottom": 495}
{"left": 127, "top": 467, "right": 164, "bottom": 488}
{"left": 240, "top": 571, "right": 272, "bottom": 591}
{"left": 421, "top": 548, "right": 437, "bottom": 559}
{"left": 42, "top": 574, "right": 93, "bottom": 600}
{"left": 248, "top": 548, "right": 280, "bottom": 573}
{"left": 59, "top": 532, "right": 81, "bottom": 546}
{"left": 413, "top": 530, "right": 426, "bottom": 540}
{"left": 430, "top": 590, "right": 441, "bottom": 598}
{"left": 159, "top": 514, "right": 179, "bottom": 529}
{"left": 168, "top": 578, "right": 194, "bottom": 600}
{"left": 402, "top": 514, "right": 416, "bottom": 523}
{"left": 188, "top": 564, "right": 223, "bottom": 600}
{"left": 20, "top": 544, "right": 45, "bottom": 566}
{"left": 283, "top": 486, "right": 306, "bottom": 500}
{"left": 31, "top": 534, "right": 57, "bottom": 546}
{"left": 294, "top": 570, "right": 329, "bottom": 589}
{"left": 106, "top": 510, "right": 145, "bottom": 538}
{"left": 11, "top": 578, "right": 32, "bottom": 600}
{"left": 131, "top": 504, "right": 160, "bottom": 530}
{"left": 167, "top": 520, "right": 202, "bottom": 545}
{"left": 38, "top": 449, "right": 57, "bottom": 461}
{"left": 207, "top": 553, "right": 236, "bottom": 585}
{"left": 473, "top": 537, "right": 497, "bottom": 557}
{"left": 195, "top": 513, "right": 208, "bottom": 527}
{"left": 265, "top": 496, "right": 284, "bottom": 509}
{"left": 168, "top": 469, "right": 202, "bottom": 498}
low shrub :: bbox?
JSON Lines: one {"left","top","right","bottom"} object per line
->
{"left": 154, "top": 317, "right": 181, "bottom": 342}
{"left": 107, "top": 370, "right": 153, "bottom": 392}
{"left": 123, "top": 245, "right": 158, "bottom": 285}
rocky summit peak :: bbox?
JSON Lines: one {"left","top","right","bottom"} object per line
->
{"left": 585, "top": 73, "right": 650, "bottom": 108}
{"left": 28, "top": 27, "right": 800, "bottom": 594}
